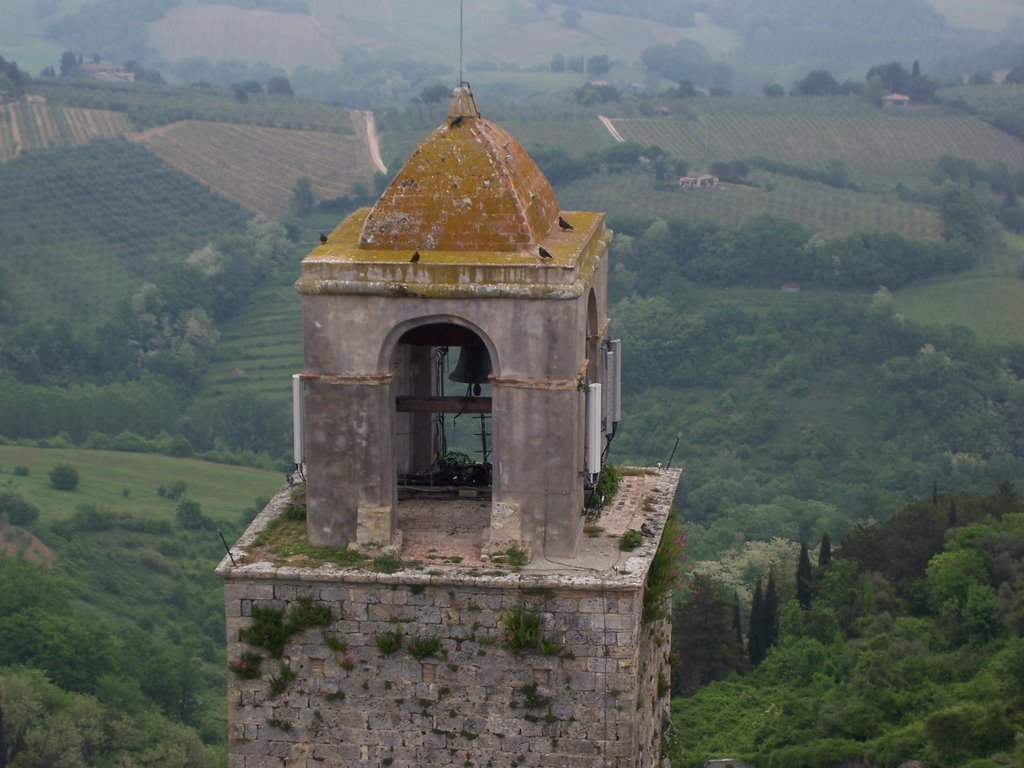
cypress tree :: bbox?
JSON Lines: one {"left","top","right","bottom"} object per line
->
{"left": 764, "top": 569, "right": 779, "bottom": 650}
{"left": 748, "top": 578, "right": 765, "bottom": 665}
{"left": 732, "top": 591, "right": 743, "bottom": 648}
{"left": 797, "top": 541, "right": 814, "bottom": 609}
{"left": 817, "top": 532, "right": 832, "bottom": 570}
{"left": 949, "top": 499, "right": 958, "bottom": 528}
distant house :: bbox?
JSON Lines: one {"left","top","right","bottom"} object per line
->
{"left": 679, "top": 173, "right": 719, "bottom": 189}
{"left": 781, "top": 283, "right": 800, "bottom": 294}
{"left": 881, "top": 92, "right": 910, "bottom": 109}
{"left": 81, "top": 63, "right": 134, "bottom": 83}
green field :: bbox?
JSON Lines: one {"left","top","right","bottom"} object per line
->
{"left": 893, "top": 276, "right": 1024, "bottom": 344}
{"left": 611, "top": 102, "right": 1024, "bottom": 184}
{"left": 557, "top": 167, "right": 943, "bottom": 239}
{"left": 0, "top": 445, "right": 281, "bottom": 528}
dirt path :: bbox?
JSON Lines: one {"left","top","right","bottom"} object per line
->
{"left": 598, "top": 114, "right": 624, "bottom": 142}
{"left": 363, "top": 110, "right": 387, "bottom": 173}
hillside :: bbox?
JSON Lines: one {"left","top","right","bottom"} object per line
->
{"left": 609, "top": 99, "right": 1024, "bottom": 184}
{"left": 136, "top": 119, "right": 376, "bottom": 216}
{"left": 145, "top": 0, "right": 731, "bottom": 72}
{"left": 0, "top": 138, "right": 249, "bottom": 327}
{"left": 0, "top": 100, "right": 130, "bottom": 160}
{"left": 0, "top": 445, "right": 282, "bottom": 752}
{"left": 557, "top": 167, "right": 944, "bottom": 239}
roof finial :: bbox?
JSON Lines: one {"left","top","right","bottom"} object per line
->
{"left": 448, "top": 81, "right": 480, "bottom": 124}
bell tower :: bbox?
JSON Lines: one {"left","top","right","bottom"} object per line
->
{"left": 296, "top": 83, "right": 614, "bottom": 559}
{"left": 220, "top": 85, "right": 681, "bottom": 768}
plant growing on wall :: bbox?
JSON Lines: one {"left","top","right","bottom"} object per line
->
{"left": 229, "top": 651, "right": 263, "bottom": 679}
{"left": 643, "top": 513, "right": 686, "bottom": 624}
{"left": 240, "top": 597, "right": 334, "bottom": 658}
{"left": 502, "top": 603, "right": 562, "bottom": 654}
{"left": 376, "top": 630, "right": 403, "bottom": 655}
{"left": 408, "top": 636, "right": 442, "bottom": 660}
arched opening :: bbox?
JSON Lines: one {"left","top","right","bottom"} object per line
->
{"left": 586, "top": 289, "right": 600, "bottom": 385}
{"left": 386, "top": 320, "right": 498, "bottom": 559}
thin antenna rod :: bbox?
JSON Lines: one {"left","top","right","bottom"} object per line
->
{"left": 459, "top": 0, "right": 464, "bottom": 84}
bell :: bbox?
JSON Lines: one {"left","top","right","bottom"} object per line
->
{"left": 449, "top": 343, "right": 492, "bottom": 386}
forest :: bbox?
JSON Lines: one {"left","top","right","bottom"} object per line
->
{"left": 670, "top": 487, "right": 1024, "bottom": 767}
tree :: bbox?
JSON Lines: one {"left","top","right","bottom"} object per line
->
{"left": 671, "top": 574, "right": 745, "bottom": 695}
{"left": 266, "top": 75, "right": 293, "bottom": 97}
{"left": 748, "top": 578, "right": 765, "bottom": 665}
{"left": 763, "top": 83, "right": 785, "bottom": 97}
{"left": 0, "top": 493, "right": 40, "bottom": 527}
{"left": 797, "top": 541, "right": 814, "bottom": 609}
{"left": 939, "top": 187, "right": 988, "bottom": 247}
{"left": 292, "top": 177, "right": 315, "bottom": 218}
{"left": 817, "top": 533, "right": 832, "bottom": 570}
{"left": 419, "top": 82, "right": 448, "bottom": 105}
{"left": 48, "top": 463, "right": 79, "bottom": 491}
{"left": 796, "top": 69, "right": 841, "bottom": 95}
{"left": 1006, "top": 60, "right": 1024, "bottom": 84}
{"left": 586, "top": 54, "right": 610, "bottom": 77}
{"left": 764, "top": 568, "right": 779, "bottom": 648}
{"left": 175, "top": 498, "right": 207, "bottom": 530}
{"left": 866, "top": 61, "right": 910, "bottom": 94}
{"left": 550, "top": 53, "right": 565, "bottom": 73}
{"left": 59, "top": 50, "right": 78, "bottom": 77}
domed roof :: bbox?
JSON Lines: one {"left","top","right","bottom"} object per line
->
{"left": 359, "top": 84, "right": 560, "bottom": 253}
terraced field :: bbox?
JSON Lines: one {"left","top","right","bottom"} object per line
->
{"left": 611, "top": 109, "right": 1024, "bottom": 183}
{"left": 204, "top": 271, "right": 303, "bottom": 402}
{"left": 136, "top": 119, "right": 375, "bottom": 216}
{"left": 558, "top": 169, "right": 943, "bottom": 239}
{"left": 0, "top": 101, "right": 130, "bottom": 160}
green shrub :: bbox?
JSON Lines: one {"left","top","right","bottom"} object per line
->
{"left": 619, "top": 529, "right": 643, "bottom": 551}
{"left": 376, "top": 630, "right": 403, "bottom": 656}
{"left": 267, "top": 664, "right": 296, "bottom": 698}
{"left": 586, "top": 463, "right": 621, "bottom": 508}
{"left": 48, "top": 463, "right": 79, "bottom": 491}
{"left": 229, "top": 651, "right": 263, "bottom": 680}
{"left": 0, "top": 492, "right": 40, "bottom": 527}
{"left": 408, "top": 636, "right": 442, "bottom": 660}
{"left": 240, "top": 599, "right": 336, "bottom": 658}
{"left": 175, "top": 498, "right": 209, "bottom": 530}
{"left": 502, "top": 603, "right": 544, "bottom": 652}
{"left": 12, "top": 466, "right": 29, "bottom": 476}
{"left": 241, "top": 607, "right": 292, "bottom": 658}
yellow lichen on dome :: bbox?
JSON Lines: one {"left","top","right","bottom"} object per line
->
{"left": 359, "top": 84, "right": 560, "bottom": 254}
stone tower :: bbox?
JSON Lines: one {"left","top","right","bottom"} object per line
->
{"left": 219, "top": 85, "right": 681, "bottom": 768}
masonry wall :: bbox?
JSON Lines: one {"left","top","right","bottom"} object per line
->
{"left": 224, "top": 575, "right": 671, "bottom": 768}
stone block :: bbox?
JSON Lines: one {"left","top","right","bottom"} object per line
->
{"left": 356, "top": 505, "right": 392, "bottom": 545}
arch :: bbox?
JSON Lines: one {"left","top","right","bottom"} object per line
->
{"left": 377, "top": 314, "right": 501, "bottom": 377}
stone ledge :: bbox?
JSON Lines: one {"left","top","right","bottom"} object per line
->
{"left": 217, "top": 467, "right": 680, "bottom": 594}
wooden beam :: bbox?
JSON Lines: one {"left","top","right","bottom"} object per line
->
{"left": 395, "top": 395, "right": 492, "bottom": 414}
